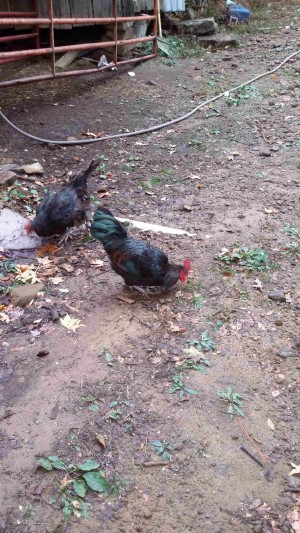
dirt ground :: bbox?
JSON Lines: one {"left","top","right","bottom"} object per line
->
{"left": 1, "top": 3, "right": 300, "bottom": 532}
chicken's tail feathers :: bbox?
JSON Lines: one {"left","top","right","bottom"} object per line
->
{"left": 91, "top": 206, "right": 128, "bottom": 245}
{"left": 71, "top": 159, "right": 99, "bottom": 189}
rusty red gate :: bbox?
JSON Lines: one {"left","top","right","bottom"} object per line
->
{"left": 0, "top": 0, "right": 158, "bottom": 87}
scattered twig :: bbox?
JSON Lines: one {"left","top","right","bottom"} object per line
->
{"left": 241, "top": 445, "right": 264, "bottom": 467}
{"left": 284, "top": 488, "right": 300, "bottom": 493}
{"left": 238, "top": 420, "right": 268, "bottom": 465}
{"left": 141, "top": 461, "right": 169, "bottom": 467}
{"left": 129, "top": 315, "right": 153, "bottom": 329}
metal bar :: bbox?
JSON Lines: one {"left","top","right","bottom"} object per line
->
{"left": 153, "top": 0, "right": 158, "bottom": 57}
{"left": 33, "top": 0, "right": 40, "bottom": 49}
{"left": 113, "top": 0, "right": 117, "bottom": 66}
{"left": 0, "top": 12, "right": 38, "bottom": 17}
{"left": 0, "top": 54, "right": 156, "bottom": 88}
{"left": 0, "top": 36, "right": 155, "bottom": 59}
{"left": 0, "top": 32, "right": 38, "bottom": 43}
{"left": 0, "top": 15, "right": 155, "bottom": 25}
{"left": 48, "top": 0, "right": 55, "bottom": 77}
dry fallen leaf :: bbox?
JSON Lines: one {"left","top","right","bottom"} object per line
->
{"left": 168, "top": 323, "right": 186, "bottom": 334}
{"left": 0, "top": 312, "right": 10, "bottom": 323}
{"left": 267, "top": 418, "right": 275, "bottom": 431}
{"left": 252, "top": 278, "right": 263, "bottom": 291}
{"left": 50, "top": 276, "right": 64, "bottom": 285}
{"left": 289, "top": 463, "right": 300, "bottom": 477}
{"left": 287, "top": 506, "right": 300, "bottom": 533}
{"left": 60, "top": 314, "right": 83, "bottom": 332}
{"left": 61, "top": 263, "right": 74, "bottom": 273}
{"left": 16, "top": 264, "right": 40, "bottom": 284}
{"left": 37, "top": 256, "right": 53, "bottom": 266}
{"left": 95, "top": 433, "right": 106, "bottom": 448}
{"left": 264, "top": 207, "right": 278, "bottom": 214}
{"left": 90, "top": 259, "right": 104, "bottom": 267}
{"left": 116, "top": 294, "right": 135, "bottom": 304}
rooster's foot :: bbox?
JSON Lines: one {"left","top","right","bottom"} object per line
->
{"left": 128, "top": 285, "right": 150, "bottom": 299}
{"left": 58, "top": 227, "right": 75, "bottom": 245}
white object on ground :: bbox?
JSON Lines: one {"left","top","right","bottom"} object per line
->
{"left": 0, "top": 208, "right": 42, "bottom": 250}
{"left": 117, "top": 217, "right": 196, "bottom": 237}
{"left": 128, "top": 72, "right": 136, "bottom": 77}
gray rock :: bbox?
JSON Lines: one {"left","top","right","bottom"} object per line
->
{"left": 22, "top": 162, "right": 44, "bottom": 175}
{"left": 278, "top": 348, "right": 296, "bottom": 359}
{"left": 259, "top": 148, "right": 271, "bottom": 157}
{"left": 176, "top": 18, "right": 216, "bottom": 36}
{"left": 268, "top": 291, "right": 286, "bottom": 302}
{"left": 197, "top": 34, "right": 238, "bottom": 49}
{"left": 10, "top": 283, "right": 45, "bottom": 307}
{"left": 0, "top": 164, "right": 21, "bottom": 172}
{"left": 0, "top": 171, "right": 17, "bottom": 188}
{"left": 0, "top": 208, "right": 42, "bottom": 250}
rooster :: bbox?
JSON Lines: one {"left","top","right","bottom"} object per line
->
{"left": 91, "top": 206, "right": 191, "bottom": 291}
{"left": 25, "top": 159, "right": 99, "bottom": 241}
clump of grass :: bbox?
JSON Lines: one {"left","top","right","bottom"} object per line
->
{"left": 217, "top": 245, "right": 270, "bottom": 272}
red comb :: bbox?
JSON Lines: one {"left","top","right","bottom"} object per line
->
{"left": 183, "top": 258, "right": 191, "bottom": 272}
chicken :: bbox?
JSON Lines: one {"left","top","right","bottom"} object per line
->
{"left": 25, "top": 159, "right": 99, "bottom": 240}
{"left": 90, "top": 206, "right": 191, "bottom": 290}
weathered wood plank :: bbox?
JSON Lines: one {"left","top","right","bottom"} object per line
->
{"left": 92, "top": 0, "right": 112, "bottom": 17}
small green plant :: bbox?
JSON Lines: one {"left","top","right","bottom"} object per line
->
{"left": 151, "top": 176, "right": 163, "bottom": 187}
{"left": 98, "top": 346, "right": 113, "bottom": 365}
{"left": 217, "top": 246, "right": 270, "bottom": 271}
{"left": 106, "top": 408, "right": 122, "bottom": 420}
{"left": 150, "top": 439, "right": 174, "bottom": 461}
{"left": 38, "top": 456, "right": 128, "bottom": 520}
{"left": 225, "top": 85, "right": 258, "bottom": 107}
{"left": 191, "top": 295, "right": 206, "bottom": 309}
{"left": 187, "top": 138, "right": 207, "bottom": 151}
{"left": 283, "top": 241, "right": 299, "bottom": 254}
{"left": 168, "top": 372, "right": 197, "bottom": 397}
{"left": 283, "top": 223, "right": 299, "bottom": 237}
{"left": 189, "top": 331, "right": 215, "bottom": 352}
{"left": 82, "top": 394, "right": 101, "bottom": 412}
{"left": 179, "top": 348, "right": 211, "bottom": 375}
{"left": 217, "top": 387, "right": 244, "bottom": 418}
{"left": 22, "top": 505, "right": 35, "bottom": 524}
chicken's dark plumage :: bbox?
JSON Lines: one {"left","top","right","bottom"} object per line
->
{"left": 26, "top": 159, "right": 98, "bottom": 238}
{"left": 91, "top": 206, "right": 191, "bottom": 289}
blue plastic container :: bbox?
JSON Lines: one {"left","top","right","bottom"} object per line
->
{"left": 228, "top": 3, "right": 251, "bottom": 23}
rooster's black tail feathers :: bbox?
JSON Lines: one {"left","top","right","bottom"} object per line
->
{"left": 71, "top": 159, "right": 99, "bottom": 189}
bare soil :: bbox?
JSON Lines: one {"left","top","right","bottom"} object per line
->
{"left": 0, "top": 3, "right": 300, "bottom": 532}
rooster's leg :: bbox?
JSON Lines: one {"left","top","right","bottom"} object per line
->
{"left": 58, "top": 227, "right": 74, "bottom": 245}
{"left": 130, "top": 285, "right": 150, "bottom": 298}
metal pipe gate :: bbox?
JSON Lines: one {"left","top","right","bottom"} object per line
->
{"left": 0, "top": 0, "right": 158, "bottom": 88}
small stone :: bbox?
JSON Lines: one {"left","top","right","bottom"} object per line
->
{"left": 275, "top": 319, "right": 283, "bottom": 326}
{"left": 182, "top": 205, "right": 193, "bottom": 212}
{"left": 268, "top": 291, "right": 286, "bottom": 303}
{"left": 51, "top": 308, "right": 60, "bottom": 322}
{"left": 49, "top": 403, "right": 60, "bottom": 420}
{"left": 22, "top": 162, "right": 44, "bottom": 175}
{"left": 253, "top": 525, "right": 263, "bottom": 533}
{"left": 0, "top": 164, "right": 21, "bottom": 172}
{"left": 275, "top": 374, "right": 286, "bottom": 383}
{"left": 272, "top": 42, "right": 282, "bottom": 48}
{"left": 143, "top": 509, "right": 152, "bottom": 519}
{"left": 270, "top": 145, "right": 279, "bottom": 152}
{"left": 146, "top": 80, "right": 158, "bottom": 86}
{"left": 278, "top": 348, "right": 296, "bottom": 359}
{"left": 10, "top": 283, "right": 45, "bottom": 307}
{"left": 259, "top": 149, "right": 271, "bottom": 157}
{"left": 0, "top": 171, "right": 17, "bottom": 189}
{"left": 293, "top": 64, "right": 300, "bottom": 73}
